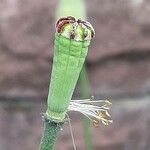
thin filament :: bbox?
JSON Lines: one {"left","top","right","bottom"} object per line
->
{"left": 66, "top": 114, "right": 77, "bottom": 150}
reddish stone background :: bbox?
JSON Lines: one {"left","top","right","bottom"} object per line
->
{"left": 0, "top": 98, "right": 150, "bottom": 150}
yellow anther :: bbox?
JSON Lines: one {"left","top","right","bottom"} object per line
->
{"left": 92, "top": 119, "right": 99, "bottom": 127}
{"left": 96, "top": 111, "right": 106, "bottom": 119}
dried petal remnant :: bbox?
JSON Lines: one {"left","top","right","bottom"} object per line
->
{"left": 56, "top": 16, "right": 95, "bottom": 41}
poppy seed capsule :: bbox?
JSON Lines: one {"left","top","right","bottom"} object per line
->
{"left": 46, "top": 16, "right": 94, "bottom": 122}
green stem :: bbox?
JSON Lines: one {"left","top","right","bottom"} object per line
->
{"left": 80, "top": 66, "right": 93, "bottom": 150}
{"left": 39, "top": 116, "right": 63, "bottom": 150}
{"left": 56, "top": 0, "right": 86, "bottom": 20}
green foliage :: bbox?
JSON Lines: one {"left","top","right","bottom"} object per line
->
{"left": 80, "top": 67, "right": 93, "bottom": 150}
{"left": 56, "top": 0, "right": 86, "bottom": 20}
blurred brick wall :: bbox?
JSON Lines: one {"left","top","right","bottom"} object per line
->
{"left": 0, "top": 0, "right": 150, "bottom": 98}
{"left": 0, "top": 98, "right": 150, "bottom": 150}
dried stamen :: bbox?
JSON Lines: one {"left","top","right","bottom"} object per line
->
{"left": 68, "top": 96, "right": 113, "bottom": 127}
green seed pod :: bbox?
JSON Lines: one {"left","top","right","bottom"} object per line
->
{"left": 46, "top": 16, "right": 94, "bottom": 122}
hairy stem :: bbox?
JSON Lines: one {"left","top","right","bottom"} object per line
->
{"left": 39, "top": 117, "right": 63, "bottom": 150}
